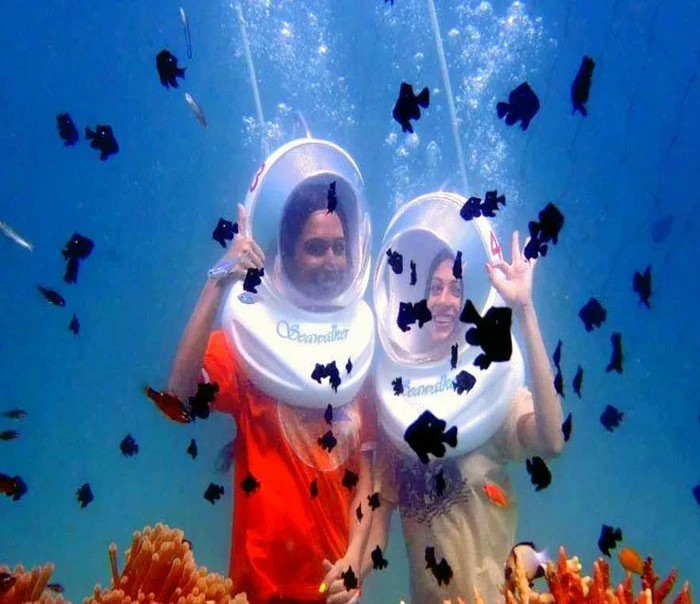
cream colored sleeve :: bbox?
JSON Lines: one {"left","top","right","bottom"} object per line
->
{"left": 491, "top": 386, "right": 536, "bottom": 462}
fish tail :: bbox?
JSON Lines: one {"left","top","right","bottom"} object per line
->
{"left": 443, "top": 426, "right": 458, "bottom": 447}
{"left": 496, "top": 102, "right": 509, "bottom": 118}
{"left": 417, "top": 87, "right": 430, "bottom": 108}
{"left": 178, "top": 67, "right": 186, "bottom": 79}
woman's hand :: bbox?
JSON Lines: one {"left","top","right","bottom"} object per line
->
{"left": 210, "top": 203, "right": 265, "bottom": 285}
{"left": 485, "top": 230, "right": 536, "bottom": 312}
{"left": 321, "top": 558, "right": 361, "bottom": 604}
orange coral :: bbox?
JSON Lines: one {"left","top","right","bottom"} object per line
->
{"left": 0, "top": 563, "right": 68, "bottom": 604}
{"left": 84, "top": 523, "right": 247, "bottom": 604}
{"left": 461, "top": 545, "right": 693, "bottom": 604}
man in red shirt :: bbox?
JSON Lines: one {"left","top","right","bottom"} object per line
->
{"left": 168, "top": 189, "right": 376, "bottom": 604}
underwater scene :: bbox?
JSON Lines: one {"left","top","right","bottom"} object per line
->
{"left": 0, "top": 1, "right": 698, "bottom": 603}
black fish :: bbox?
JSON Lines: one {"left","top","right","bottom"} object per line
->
{"left": 37, "top": 285, "right": 66, "bottom": 307}
{"left": 46, "top": 583, "right": 64, "bottom": 594}
{"left": 310, "top": 361, "right": 341, "bottom": 393}
{"left": 188, "top": 382, "right": 219, "bottom": 420}
{"left": 392, "top": 376, "right": 404, "bottom": 395}
{"left": 156, "top": 50, "right": 186, "bottom": 89}
{"left": 212, "top": 218, "right": 238, "bottom": 248}
{"left": 397, "top": 299, "right": 432, "bottom": 332}
{"left": 187, "top": 438, "right": 198, "bottom": 459}
{"left": 435, "top": 469, "right": 446, "bottom": 497}
{"left": 525, "top": 456, "right": 552, "bottom": 491}
{"left": 552, "top": 340, "right": 562, "bottom": 369}
{"left": 450, "top": 344, "right": 458, "bottom": 369}
{"left": 327, "top": 181, "right": 337, "bottom": 213}
{"left": 242, "top": 267, "right": 264, "bottom": 293}
{"left": 459, "top": 196, "right": 483, "bottom": 221}
{"left": 240, "top": 473, "right": 259, "bottom": 494}
{"left": 453, "top": 370, "right": 476, "bottom": 395}
{"left": 605, "top": 333, "right": 623, "bottom": 374}
{"left": 0, "top": 430, "right": 19, "bottom": 441}
{"left": 480, "top": 190, "right": 507, "bottom": 218}
{"left": 341, "top": 566, "right": 358, "bottom": 591}
{"left": 120, "top": 434, "right": 139, "bottom": 457}
{"left": 651, "top": 215, "right": 673, "bottom": 244}
{"left": 404, "top": 410, "right": 458, "bottom": 464}
{"left": 0, "top": 473, "right": 27, "bottom": 501}
{"left": 85, "top": 125, "right": 118, "bottom": 160}
{"left": 633, "top": 265, "right": 652, "bottom": 308}
{"left": 459, "top": 192, "right": 506, "bottom": 221}
{"left": 692, "top": 485, "right": 700, "bottom": 507}
{"left": 2, "top": 409, "right": 27, "bottom": 420}
{"left": 318, "top": 430, "right": 338, "bottom": 453}
{"left": 452, "top": 251, "right": 463, "bottom": 280}
{"left": 600, "top": 404, "right": 623, "bottom": 432}
{"left": 324, "top": 404, "right": 333, "bottom": 425}
{"left": 367, "top": 492, "right": 381, "bottom": 510}
{"left": 392, "top": 82, "right": 430, "bottom": 133}
{"left": 62, "top": 233, "right": 94, "bottom": 284}
{"left": 524, "top": 203, "right": 565, "bottom": 260}
{"left": 371, "top": 546, "right": 389, "bottom": 570}
{"left": 345, "top": 357, "right": 353, "bottom": 375}
{"left": 496, "top": 82, "right": 540, "bottom": 130}
{"left": 460, "top": 300, "right": 513, "bottom": 369}
{"left": 310, "top": 478, "right": 319, "bottom": 498}
{"left": 572, "top": 365, "right": 583, "bottom": 398}
{"left": 77, "top": 483, "right": 94, "bottom": 508}
{"left": 571, "top": 56, "right": 595, "bottom": 117}
{"left": 204, "top": 482, "right": 225, "bottom": 504}
{"left": 424, "top": 547, "right": 453, "bottom": 586}
{"left": 553, "top": 367, "right": 564, "bottom": 397}
{"left": 0, "top": 572, "right": 15, "bottom": 593}
{"left": 410, "top": 260, "right": 417, "bottom": 286}
{"left": 384, "top": 0, "right": 394, "bottom": 5}
{"left": 561, "top": 413, "right": 572, "bottom": 442}
{"left": 578, "top": 298, "right": 607, "bottom": 332}
{"left": 356, "top": 503, "right": 363, "bottom": 522}
{"left": 69, "top": 313, "right": 80, "bottom": 335}
{"left": 597, "top": 524, "right": 622, "bottom": 557}
{"left": 342, "top": 468, "right": 359, "bottom": 491}
{"left": 386, "top": 248, "right": 404, "bottom": 274}
{"left": 56, "top": 113, "right": 79, "bottom": 146}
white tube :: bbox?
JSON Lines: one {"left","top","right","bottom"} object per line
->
{"left": 234, "top": 1, "right": 270, "bottom": 156}
{"left": 427, "top": 0, "right": 469, "bottom": 195}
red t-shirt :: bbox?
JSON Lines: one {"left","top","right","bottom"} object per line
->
{"left": 202, "top": 330, "right": 378, "bottom": 603}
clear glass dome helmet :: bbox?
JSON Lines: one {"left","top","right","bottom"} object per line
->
{"left": 244, "top": 139, "right": 372, "bottom": 311}
{"left": 373, "top": 191, "right": 502, "bottom": 366}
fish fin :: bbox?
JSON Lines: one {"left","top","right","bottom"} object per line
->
{"left": 496, "top": 102, "right": 509, "bottom": 118}
{"left": 85, "top": 127, "right": 95, "bottom": 140}
{"left": 459, "top": 299, "right": 480, "bottom": 324}
{"left": 579, "top": 105, "right": 588, "bottom": 117}
{"left": 214, "top": 439, "right": 236, "bottom": 474}
{"left": 417, "top": 87, "right": 430, "bottom": 108}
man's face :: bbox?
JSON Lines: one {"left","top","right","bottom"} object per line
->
{"left": 426, "top": 258, "right": 462, "bottom": 344}
{"left": 293, "top": 210, "right": 349, "bottom": 298}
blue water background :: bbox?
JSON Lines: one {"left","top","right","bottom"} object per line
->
{"left": 0, "top": 1, "right": 699, "bottom": 603}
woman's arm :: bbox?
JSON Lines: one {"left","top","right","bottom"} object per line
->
{"left": 167, "top": 203, "right": 264, "bottom": 401}
{"left": 514, "top": 303, "right": 564, "bottom": 457}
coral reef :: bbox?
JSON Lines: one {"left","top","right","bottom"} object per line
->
{"left": 1, "top": 524, "right": 247, "bottom": 604}
{"left": 461, "top": 546, "right": 692, "bottom": 604}
{"left": 85, "top": 523, "right": 247, "bottom": 604}
{"left": 0, "top": 563, "right": 67, "bottom": 604}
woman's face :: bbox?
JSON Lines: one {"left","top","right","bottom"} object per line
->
{"left": 427, "top": 258, "right": 462, "bottom": 344}
{"left": 293, "top": 210, "right": 349, "bottom": 298}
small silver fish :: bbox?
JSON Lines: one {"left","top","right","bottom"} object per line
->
{"left": 0, "top": 220, "right": 32, "bottom": 251}
{"left": 180, "top": 7, "right": 192, "bottom": 59}
{"left": 184, "top": 92, "right": 207, "bottom": 128}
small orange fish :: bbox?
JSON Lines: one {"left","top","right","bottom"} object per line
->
{"left": 618, "top": 547, "right": 644, "bottom": 574}
{"left": 144, "top": 386, "right": 191, "bottom": 424}
{"left": 483, "top": 481, "right": 508, "bottom": 507}
{"left": 0, "top": 430, "right": 19, "bottom": 441}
